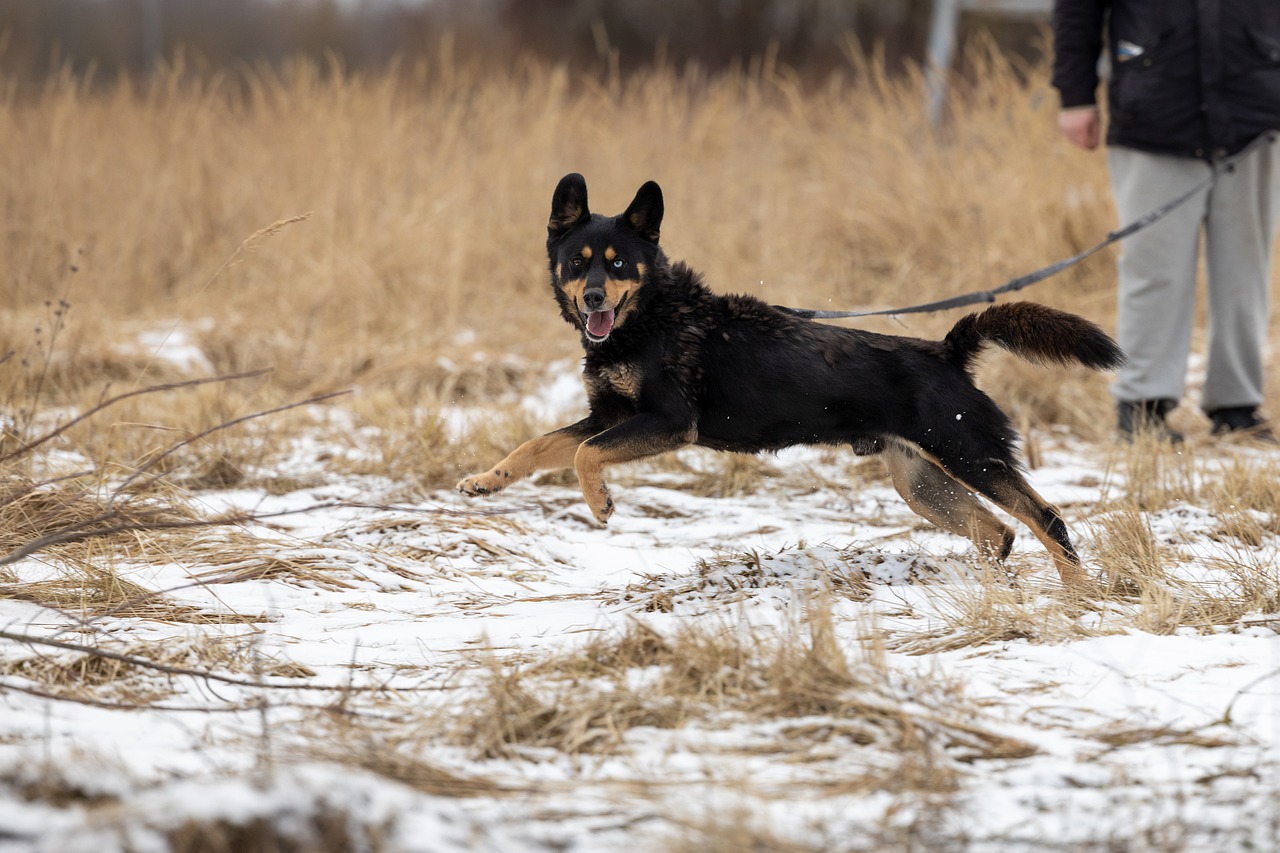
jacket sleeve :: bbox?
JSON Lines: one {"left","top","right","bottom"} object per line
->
{"left": 1051, "top": 0, "right": 1108, "bottom": 108}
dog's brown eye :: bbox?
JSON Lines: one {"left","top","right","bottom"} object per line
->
{"left": 570, "top": 256, "right": 584, "bottom": 271}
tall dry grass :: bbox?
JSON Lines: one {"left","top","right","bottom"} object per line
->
{"left": 1, "top": 43, "right": 1140, "bottom": 435}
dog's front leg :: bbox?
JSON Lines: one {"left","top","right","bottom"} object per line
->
{"left": 457, "top": 420, "right": 597, "bottom": 497}
{"left": 573, "top": 414, "right": 696, "bottom": 524}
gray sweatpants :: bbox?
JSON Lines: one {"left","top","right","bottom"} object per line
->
{"left": 1108, "top": 138, "right": 1280, "bottom": 412}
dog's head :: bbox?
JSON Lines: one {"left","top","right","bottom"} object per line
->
{"left": 546, "top": 173, "right": 664, "bottom": 344}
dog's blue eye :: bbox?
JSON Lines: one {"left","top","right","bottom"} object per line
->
{"left": 612, "top": 258, "right": 625, "bottom": 269}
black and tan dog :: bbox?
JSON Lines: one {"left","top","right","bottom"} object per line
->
{"left": 458, "top": 174, "right": 1124, "bottom": 590}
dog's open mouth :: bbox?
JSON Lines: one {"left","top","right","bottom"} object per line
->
{"left": 581, "top": 292, "right": 628, "bottom": 342}
{"left": 585, "top": 309, "right": 616, "bottom": 341}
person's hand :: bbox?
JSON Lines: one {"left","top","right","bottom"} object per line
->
{"left": 1058, "top": 106, "right": 1101, "bottom": 150}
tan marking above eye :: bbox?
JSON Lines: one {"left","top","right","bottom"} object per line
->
{"left": 604, "top": 247, "right": 617, "bottom": 261}
{"left": 580, "top": 246, "right": 593, "bottom": 259}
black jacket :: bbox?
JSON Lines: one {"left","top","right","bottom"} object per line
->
{"left": 1052, "top": 0, "right": 1280, "bottom": 158}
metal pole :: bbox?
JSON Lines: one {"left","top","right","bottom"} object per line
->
{"left": 142, "top": 0, "right": 163, "bottom": 73}
{"left": 925, "top": 0, "right": 961, "bottom": 126}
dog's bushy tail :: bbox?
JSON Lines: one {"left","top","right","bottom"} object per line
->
{"left": 944, "top": 301, "right": 1125, "bottom": 373}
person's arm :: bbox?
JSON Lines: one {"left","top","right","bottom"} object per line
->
{"left": 1051, "top": 0, "right": 1108, "bottom": 149}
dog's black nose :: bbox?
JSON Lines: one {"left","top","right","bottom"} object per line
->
{"left": 583, "top": 289, "right": 606, "bottom": 311}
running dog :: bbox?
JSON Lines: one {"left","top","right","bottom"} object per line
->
{"left": 457, "top": 174, "right": 1124, "bottom": 590}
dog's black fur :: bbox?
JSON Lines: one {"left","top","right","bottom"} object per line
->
{"left": 458, "top": 174, "right": 1125, "bottom": 589}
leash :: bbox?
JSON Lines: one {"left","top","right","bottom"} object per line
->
{"left": 778, "top": 131, "right": 1278, "bottom": 320}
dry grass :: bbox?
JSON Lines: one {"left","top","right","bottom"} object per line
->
{"left": 1206, "top": 456, "right": 1280, "bottom": 533}
{"left": 665, "top": 451, "right": 786, "bottom": 498}
{"left": 621, "top": 544, "right": 875, "bottom": 614}
{"left": 163, "top": 814, "right": 379, "bottom": 853}
{"left": 453, "top": 599, "right": 1034, "bottom": 773}
{"left": 887, "top": 576, "right": 1104, "bottom": 654}
{"left": 665, "top": 809, "right": 830, "bottom": 853}
{"left": 1107, "top": 434, "right": 1202, "bottom": 512}
{"left": 0, "top": 632, "right": 304, "bottom": 707}
{"left": 297, "top": 711, "right": 505, "bottom": 798}
{"left": 1076, "top": 446, "right": 1280, "bottom": 631}
{"left": 1092, "top": 500, "right": 1171, "bottom": 596}
{"left": 1, "top": 42, "right": 1140, "bottom": 428}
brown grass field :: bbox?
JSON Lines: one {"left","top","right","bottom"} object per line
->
{"left": 4, "top": 41, "right": 1280, "bottom": 851}
{"left": 4, "top": 43, "right": 1275, "bottom": 459}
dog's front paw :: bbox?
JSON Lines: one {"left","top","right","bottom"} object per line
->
{"left": 456, "top": 469, "right": 511, "bottom": 497}
{"left": 585, "top": 484, "right": 615, "bottom": 526}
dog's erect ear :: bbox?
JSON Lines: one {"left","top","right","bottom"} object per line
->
{"left": 622, "top": 180, "right": 663, "bottom": 243}
{"left": 549, "top": 173, "right": 590, "bottom": 237}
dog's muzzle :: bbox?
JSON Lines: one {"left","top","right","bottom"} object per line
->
{"left": 580, "top": 287, "right": 626, "bottom": 342}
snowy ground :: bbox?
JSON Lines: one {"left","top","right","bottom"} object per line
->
{"left": 3, "top": 364, "right": 1280, "bottom": 852}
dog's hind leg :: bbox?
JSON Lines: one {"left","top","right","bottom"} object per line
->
{"left": 457, "top": 421, "right": 595, "bottom": 497}
{"left": 978, "top": 472, "right": 1094, "bottom": 592}
{"left": 909, "top": 440, "right": 1093, "bottom": 592}
{"left": 881, "top": 442, "right": 1014, "bottom": 563}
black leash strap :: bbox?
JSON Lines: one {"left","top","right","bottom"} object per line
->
{"left": 778, "top": 131, "right": 1277, "bottom": 320}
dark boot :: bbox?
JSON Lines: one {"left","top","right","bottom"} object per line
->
{"left": 1117, "top": 399, "right": 1184, "bottom": 443}
{"left": 1207, "top": 406, "right": 1277, "bottom": 442}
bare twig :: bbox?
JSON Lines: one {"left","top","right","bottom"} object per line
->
{"left": 0, "top": 369, "right": 273, "bottom": 466}
{"left": 0, "top": 677, "right": 254, "bottom": 712}
{"left": 0, "top": 628, "right": 446, "bottom": 693}
{"left": 0, "top": 469, "right": 96, "bottom": 509}
{"left": 0, "top": 497, "right": 508, "bottom": 571}
{"left": 0, "top": 677, "right": 421, "bottom": 716}
{"left": 1221, "top": 666, "right": 1280, "bottom": 726}
{"left": 112, "top": 387, "right": 351, "bottom": 497}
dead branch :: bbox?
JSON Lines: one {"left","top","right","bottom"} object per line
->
{"left": 0, "top": 628, "right": 448, "bottom": 694}
{"left": 111, "top": 387, "right": 351, "bottom": 497}
{"left": 0, "top": 369, "right": 273, "bottom": 466}
{"left": 0, "top": 497, "right": 506, "bottom": 570}
{"left": 0, "top": 676, "right": 425, "bottom": 715}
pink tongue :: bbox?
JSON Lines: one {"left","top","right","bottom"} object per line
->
{"left": 587, "top": 309, "right": 615, "bottom": 338}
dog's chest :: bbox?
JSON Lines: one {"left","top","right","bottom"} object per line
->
{"left": 596, "top": 362, "right": 644, "bottom": 401}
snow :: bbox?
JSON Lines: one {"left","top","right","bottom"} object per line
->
{"left": 108, "top": 319, "right": 217, "bottom": 376}
{"left": 3, "top": 361, "right": 1280, "bottom": 851}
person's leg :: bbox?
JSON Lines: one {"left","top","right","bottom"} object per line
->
{"left": 1202, "top": 136, "right": 1280, "bottom": 416}
{"left": 1107, "top": 147, "right": 1210, "bottom": 409}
